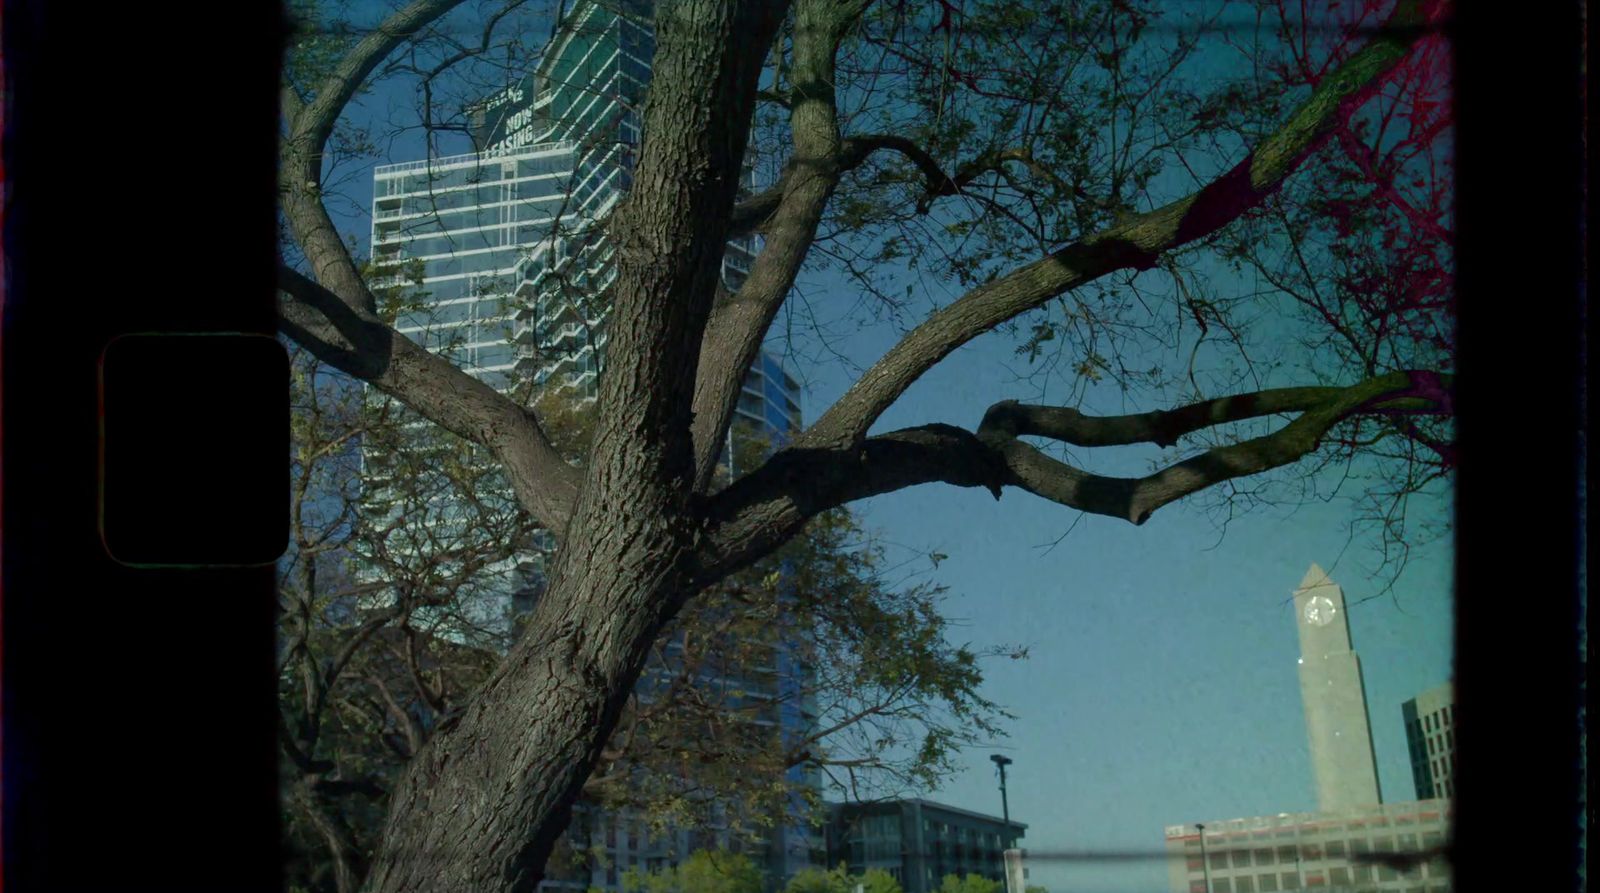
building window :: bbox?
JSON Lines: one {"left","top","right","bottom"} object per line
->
{"left": 1324, "top": 841, "right": 1346, "bottom": 860}
{"left": 1213, "top": 880, "right": 1232, "bottom": 893}
{"left": 1235, "top": 877, "right": 1255, "bottom": 893}
{"left": 1353, "top": 865, "right": 1373, "bottom": 884}
{"left": 1276, "top": 845, "right": 1297, "bottom": 863}
{"left": 1211, "top": 851, "right": 1229, "bottom": 870}
{"left": 1189, "top": 883, "right": 1208, "bottom": 893}
{"left": 1329, "top": 868, "right": 1350, "bottom": 886}
{"left": 1187, "top": 857, "right": 1205, "bottom": 873}
{"left": 1254, "top": 849, "right": 1275, "bottom": 866}
{"left": 1257, "top": 874, "right": 1279, "bottom": 892}
{"left": 1299, "top": 844, "right": 1321, "bottom": 862}
{"left": 1280, "top": 872, "right": 1301, "bottom": 889}
{"left": 1232, "top": 849, "right": 1253, "bottom": 868}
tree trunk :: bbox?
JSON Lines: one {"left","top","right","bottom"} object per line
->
{"left": 360, "top": 3, "right": 785, "bottom": 891}
{"left": 361, "top": 542, "right": 695, "bottom": 892}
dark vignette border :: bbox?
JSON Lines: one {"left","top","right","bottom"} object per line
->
{"left": 2, "top": 1, "right": 288, "bottom": 890}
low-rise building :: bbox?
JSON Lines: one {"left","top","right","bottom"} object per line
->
{"left": 1163, "top": 801, "right": 1451, "bottom": 893}
{"left": 825, "top": 800, "right": 1026, "bottom": 893}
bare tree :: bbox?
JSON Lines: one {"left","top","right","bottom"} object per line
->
{"left": 276, "top": 1, "right": 1453, "bottom": 890}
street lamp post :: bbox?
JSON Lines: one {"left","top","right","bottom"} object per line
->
{"left": 990, "top": 754, "right": 1013, "bottom": 824}
{"left": 1197, "top": 824, "right": 1211, "bottom": 893}
{"left": 992, "top": 755, "right": 1019, "bottom": 893}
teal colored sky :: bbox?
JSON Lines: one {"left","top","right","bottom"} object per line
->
{"left": 312, "top": 5, "right": 1455, "bottom": 891}
{"left": 766, "top": 306, "right": 1452, "bottom": 893}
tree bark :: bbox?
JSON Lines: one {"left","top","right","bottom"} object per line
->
{"left": 359, "top": 3, "right": 785, "bottom": 891}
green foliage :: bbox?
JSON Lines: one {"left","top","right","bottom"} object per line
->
{"left": 858, "top": 868, "right": 904, "bottom": 893}
{"left": 622, "top": 850, "right": 764, "bottom": 893}
{"left": 283, "top": 0, "right": 359, "bottom": 103}
{"left": 785, "top": 864, "right": 903, "bottom": 893}
{"left": 360, "top": 256, "right": 431, "bottom": 324}
{"left": 935, "top": 874, "right": 1003, "bottom": 893}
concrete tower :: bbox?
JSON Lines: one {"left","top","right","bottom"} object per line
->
{"left": 1294, "top": 563, "right": 1383, "bottom": 811}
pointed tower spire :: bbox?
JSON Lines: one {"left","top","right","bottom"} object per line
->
{"left": 1297, "top": 562, "right": 1333, "bottom": 591}
{"left": 1295, "top": 563, "right": 1383, "bottom": 811}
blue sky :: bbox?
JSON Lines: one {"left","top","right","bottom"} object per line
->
{"left": 768, "top": 307, "right": 1452, "bottom": 893}
{"left": 310, "top": 5, "right": 1455, "bottom": 891}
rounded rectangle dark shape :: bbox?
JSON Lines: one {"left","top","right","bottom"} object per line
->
{"left": 99, "top": 332, "right": 289, "bottom": 566}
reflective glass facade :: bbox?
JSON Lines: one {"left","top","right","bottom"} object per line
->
{"left": 825, "top": 800, "right": 1027, "bottom": 893}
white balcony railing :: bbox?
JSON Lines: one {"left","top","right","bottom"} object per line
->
{"left": 374, "top": 140, "right": 576, "bottom": 177}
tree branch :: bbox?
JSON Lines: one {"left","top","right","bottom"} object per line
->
{"left": 690, "top": 0, "right": 870, "bottom": 489}
{"left": 978, "top": 373, "right": 1453, "bottom": 449}
{"left": 696, "top": 370, "right": 1449, "bottom": 579}
{"left": 288, "top": 0, "right": 466, "bottom": 176}
{"left": 800, "top": 0, "right": 1439, "bottom": 450}
{"left": 278, "top": 266, "right": 581, "bottom": 531}
{"left": 292, "top": 779, "right": 370, "bottom": 893}
{"left": 724, "top": 132, "right": 1001, "bottom": 239}
{"left": 983, "top": 375, "right": 1424, "bottom": 526}
{"left": 276, "top": 1, "right": 589, "bottom": 536}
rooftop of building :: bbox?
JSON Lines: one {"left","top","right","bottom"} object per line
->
{"left": 1164, "top": 798, "right": 1452, "bottom": 840}
{"left": 828, "top": 798, "right": 1028, "bottom": 831}
{"left": 373, "top": 140, "right": 576, "bottom": 178}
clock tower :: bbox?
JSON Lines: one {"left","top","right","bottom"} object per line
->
{"left": 1294, "top": 563, "right": 1383, "bottom": 812}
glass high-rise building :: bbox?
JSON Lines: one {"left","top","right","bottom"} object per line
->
{"left": 362, "top": 2, "right": 818, "bottom": 889}
{"left": 363, "top": 0, "right": 773, "bottom": 638}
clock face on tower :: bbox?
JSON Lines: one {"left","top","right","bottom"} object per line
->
{"left": 1304, "top": 594, "right": 1338, "bottom": 627}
